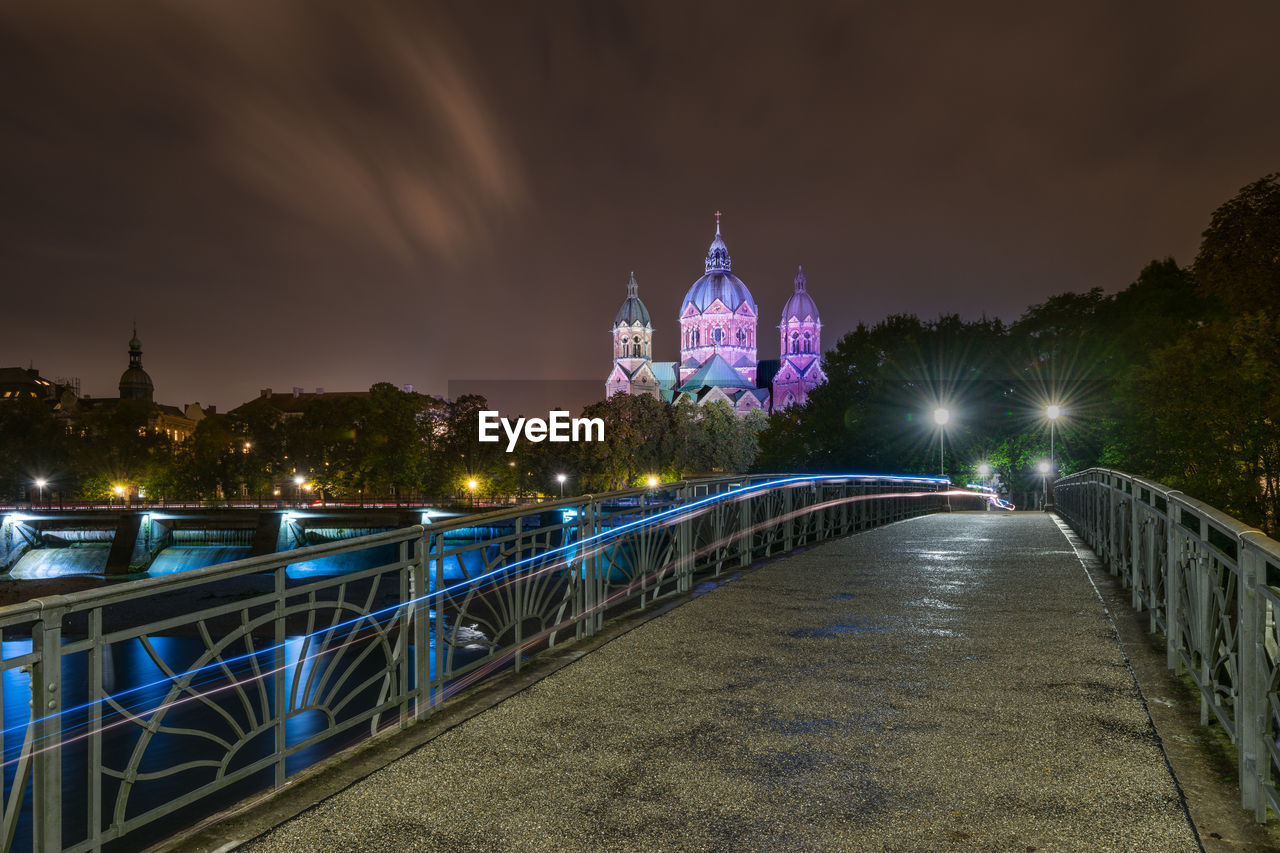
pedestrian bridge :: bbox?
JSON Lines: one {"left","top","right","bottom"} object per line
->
{"left": 1, "top": 473, "right": 1278, "bottom": 850}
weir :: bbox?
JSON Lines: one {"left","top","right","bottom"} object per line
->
{"left": 0, "top": 507, "right": 454, "bottom": 577}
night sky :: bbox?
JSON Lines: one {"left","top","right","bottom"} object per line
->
{"left": 3, "top": 1, "right": 1279, "bottom": 415}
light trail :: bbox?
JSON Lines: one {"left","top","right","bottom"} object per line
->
{"left": 3, "top": 474, "right": 951, "bottom": 756}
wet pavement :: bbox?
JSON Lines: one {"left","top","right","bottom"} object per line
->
{"left": 241, "top": 513, "right": 1199, "bottom": 852}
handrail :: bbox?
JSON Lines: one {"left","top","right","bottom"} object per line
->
{"left": 1054, "top": 468, "right": 1280, "bottom": 823}
{"left": 0, "top": 472, "right": 951, "bottom": 852}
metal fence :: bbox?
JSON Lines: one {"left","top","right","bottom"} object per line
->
{"left": 0, "top": 473, "right": 948, "bottom": 851}
{"left": 1055, "top": 468, "right": 1280, "bottom": 822}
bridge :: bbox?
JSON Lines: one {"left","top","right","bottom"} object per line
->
{"left": 1, "top": 473, "right": 1278, "bottom": 850}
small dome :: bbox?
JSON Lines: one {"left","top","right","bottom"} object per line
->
{"left": 781, "top": 265, "right": 819, "bottom": 322}
{"left": 614, "top": 271, "right": 651, "bottom": 325}
{"left": 119, "top": 367, "right": 154, "bottom": 401}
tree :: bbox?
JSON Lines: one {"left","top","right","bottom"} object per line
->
{"left": 1194, "top": 173, "right": 1280, "bottom": 316}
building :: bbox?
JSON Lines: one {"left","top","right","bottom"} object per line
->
{"left": 61, "top": 327, "right": 208, "bottom": 442}
{"left": 606, "top": 215, "right": 826, "bottom": 414}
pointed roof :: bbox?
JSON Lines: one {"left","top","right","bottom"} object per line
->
{"left": 705, "top": 213, "right": 731, "bottom": 274}
{"left": 614, "top": 271, "right": 652, "bottom": 325}
{"left": 678, "top": 353, "right": 754, "bottom": 393}
{"left": 781, "top": 264, "right": 820, "bottom": 323}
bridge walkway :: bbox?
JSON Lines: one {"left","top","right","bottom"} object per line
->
{"left": 240, "top": 513, "right": 1199, "bottom": 852}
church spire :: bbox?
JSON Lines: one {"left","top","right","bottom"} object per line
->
{"left": 705, "top": 211, "right": 732, "bottom": 274}
{"left": 794, "top": 265, "right": 806, "bottom": 292}
{"left": 627, "top": 270, "right": 639, "bottom": 298}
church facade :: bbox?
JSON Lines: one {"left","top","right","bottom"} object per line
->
{"left": 606, "top": 216, "right": 826, "bottom": 414}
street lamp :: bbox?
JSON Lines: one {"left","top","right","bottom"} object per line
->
{"left": 34, "top": 479, "right": 47, "bottom": 507}
{"left": 113, "top": 484, "right": 126, "bottom": 507}
{"left": 556, "top": 473, "right": 567, "bottom": 498}
{"left": 293, "top": 475, "right": 305, "bottom": 506}
{"left": 646, "top": 475, "right": 659, "bottom": 489}
{"left": 976, "top": 463, "right": 991, "bottom": 490}
{"left": 932, "top": 407, "right": 951, "bottom": 476}
{"left": 1044, "top": 405, "right": 1063, "bottom": 508}
{"left": 1037, "top": 460, "right": 1051, "bottom": 510}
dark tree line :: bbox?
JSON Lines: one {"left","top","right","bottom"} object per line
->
{"left": 756, "top": 173, "right": 1280, "bottom": 532}
{"left": 0, "top": 381, "right": 765, "bottom": 505}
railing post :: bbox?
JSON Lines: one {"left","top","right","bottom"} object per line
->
{"left": 273, "top": 565, "right": 287, "bottom": 788}
{"left": 413, "top": 530, "right": 430, "bottom": 719}
{"left": 1167, "top": 512, "right": 1184, "bottom": 674}
{"left": 1130, "top": 495, "right": 1142, "bottom": 610}
{"left": 433, "top": 532, "right": 446, "bottom": 710}
{"left": 31, "top": 599, "right": 64, "bottom": 853}
{"left": 783, "top": 485, "right": 794, "bottom": 553}
{"left": 512, "top": 516, "right": 523, "bottom": 672}
{"left": 677, "top": 485, "right": 693, "bottom": 592}
{"left": 1238, "top": 533, "right": 1267, "bottom": 820}
{"left": 738, "top": 485, "right": 752, "bottom": 568}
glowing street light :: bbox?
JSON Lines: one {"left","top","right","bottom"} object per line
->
{"left": 1044, "top": 404, "right": 1063, "bottom": 510}
{"left": 932, "top": 407, "right": 951, "bottom": 476}
{"left": 34, "top": 479, "right": 47, "bottom": 506}
{"left": 466, "top": 477, "right": 479, "bottom": 507}
{"left": 646, "top": 475, "right": 659, "bottom": 489}
{"left": 556, "top": 473, "right": 567, "bottom": 498}
{"left": 293, "top": 475, "right": 305, "bottom": 506}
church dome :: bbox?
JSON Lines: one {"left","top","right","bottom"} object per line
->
{"left": 614, "top": 271, "right": 651, "bottom": 325}
{"left": 681, "top": 219, "right": 756, "bottom": 314}
{"left": 781, "top": 266, "right": 820, "bottom": 321}
{"left": 119, "top": 367, "right": 154, "bottom": 401}
{"left": 119, "top": 324, "right": 154, "bottom": 402}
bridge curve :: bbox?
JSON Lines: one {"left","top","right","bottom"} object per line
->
{"left": 237, "top": 512, "right": 1198, "bottom": 851}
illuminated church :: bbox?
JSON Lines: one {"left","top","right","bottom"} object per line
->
{"left": 606, "top": 215, "right": 826, "bottom": 414}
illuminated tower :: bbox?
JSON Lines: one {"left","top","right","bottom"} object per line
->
{"left": 118, "top": 323, "right": 155, "bottom": 403}
{"left": 678, "top": 213, "right": 758, "bottom": 386}
{"left": 605, "top": 272, "right": 660, "bottom": 398}
{"left": 772, "top": 266, "right": 825, "bottom": 409}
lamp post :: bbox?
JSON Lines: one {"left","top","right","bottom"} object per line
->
{"left": 113, "top": 484, "right": 126, "bottom": 508}
{"left": 932, "top": 407, "right": 951, "bottom": 476}
{"left": 556, "top": 473, "right": 567, "bottom": 498}
{"left": 1037, "top": 460, "right": 1051, "bottom": 511}
{"left": 34, "top": 479, "right": 47, "bottom": 507}
{"left": 466, "top": 478, "right": 478, "bottom": 508}
{"left": 293, "top": 475, "right": 305, "bottom": 507}
{"left": 1044, "top": 405, "right": 1062, "bottom": 509}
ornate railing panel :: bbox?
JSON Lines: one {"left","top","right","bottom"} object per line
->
{"left": 0, "top": 474, "right": 949, "bottom": 851}
{"left": 1055, "top": 469, "right": 1280, "bottom": 822}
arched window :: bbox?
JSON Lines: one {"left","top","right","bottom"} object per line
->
{"left": 790, "top": 331, "right": 799, "bottom": 354}
{"left": 736, "top": 328, "right": 746, "bottom": 345}
{"left": 632, "top": 336, "right": 642, "bottom": 358}
{"left": 803, "top": 332, "right": 812, "bottom": 354}
{"left": 713, "top": 327, "right": 723, "bottom": 344}
{"left": 694, "top": 329, "right": 700, "bottom": 346}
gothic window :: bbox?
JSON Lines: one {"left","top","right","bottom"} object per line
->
{"left": 790, "top": 331, "right": 799, "bottom": 354}
{"left": 803, "top": 332, "right": 812, "bottom": 353}
{"left": 694, "top": 329, "right": 700, "bottom": 346}
{"left": 714, "top": 327, "right": 723, "bottom": 344}
{"left": 632, "top": 336, "right": 642, "bottom": 358}
{"left": 736, "top": 328, "right": 746, "bottom": 345}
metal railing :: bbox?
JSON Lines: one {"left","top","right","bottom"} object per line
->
{"left": 0, "top": 473, "right": 949, "bottom": 851}
{"left": 1055, "top": 468, "right": 1280, "bottom": 822}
